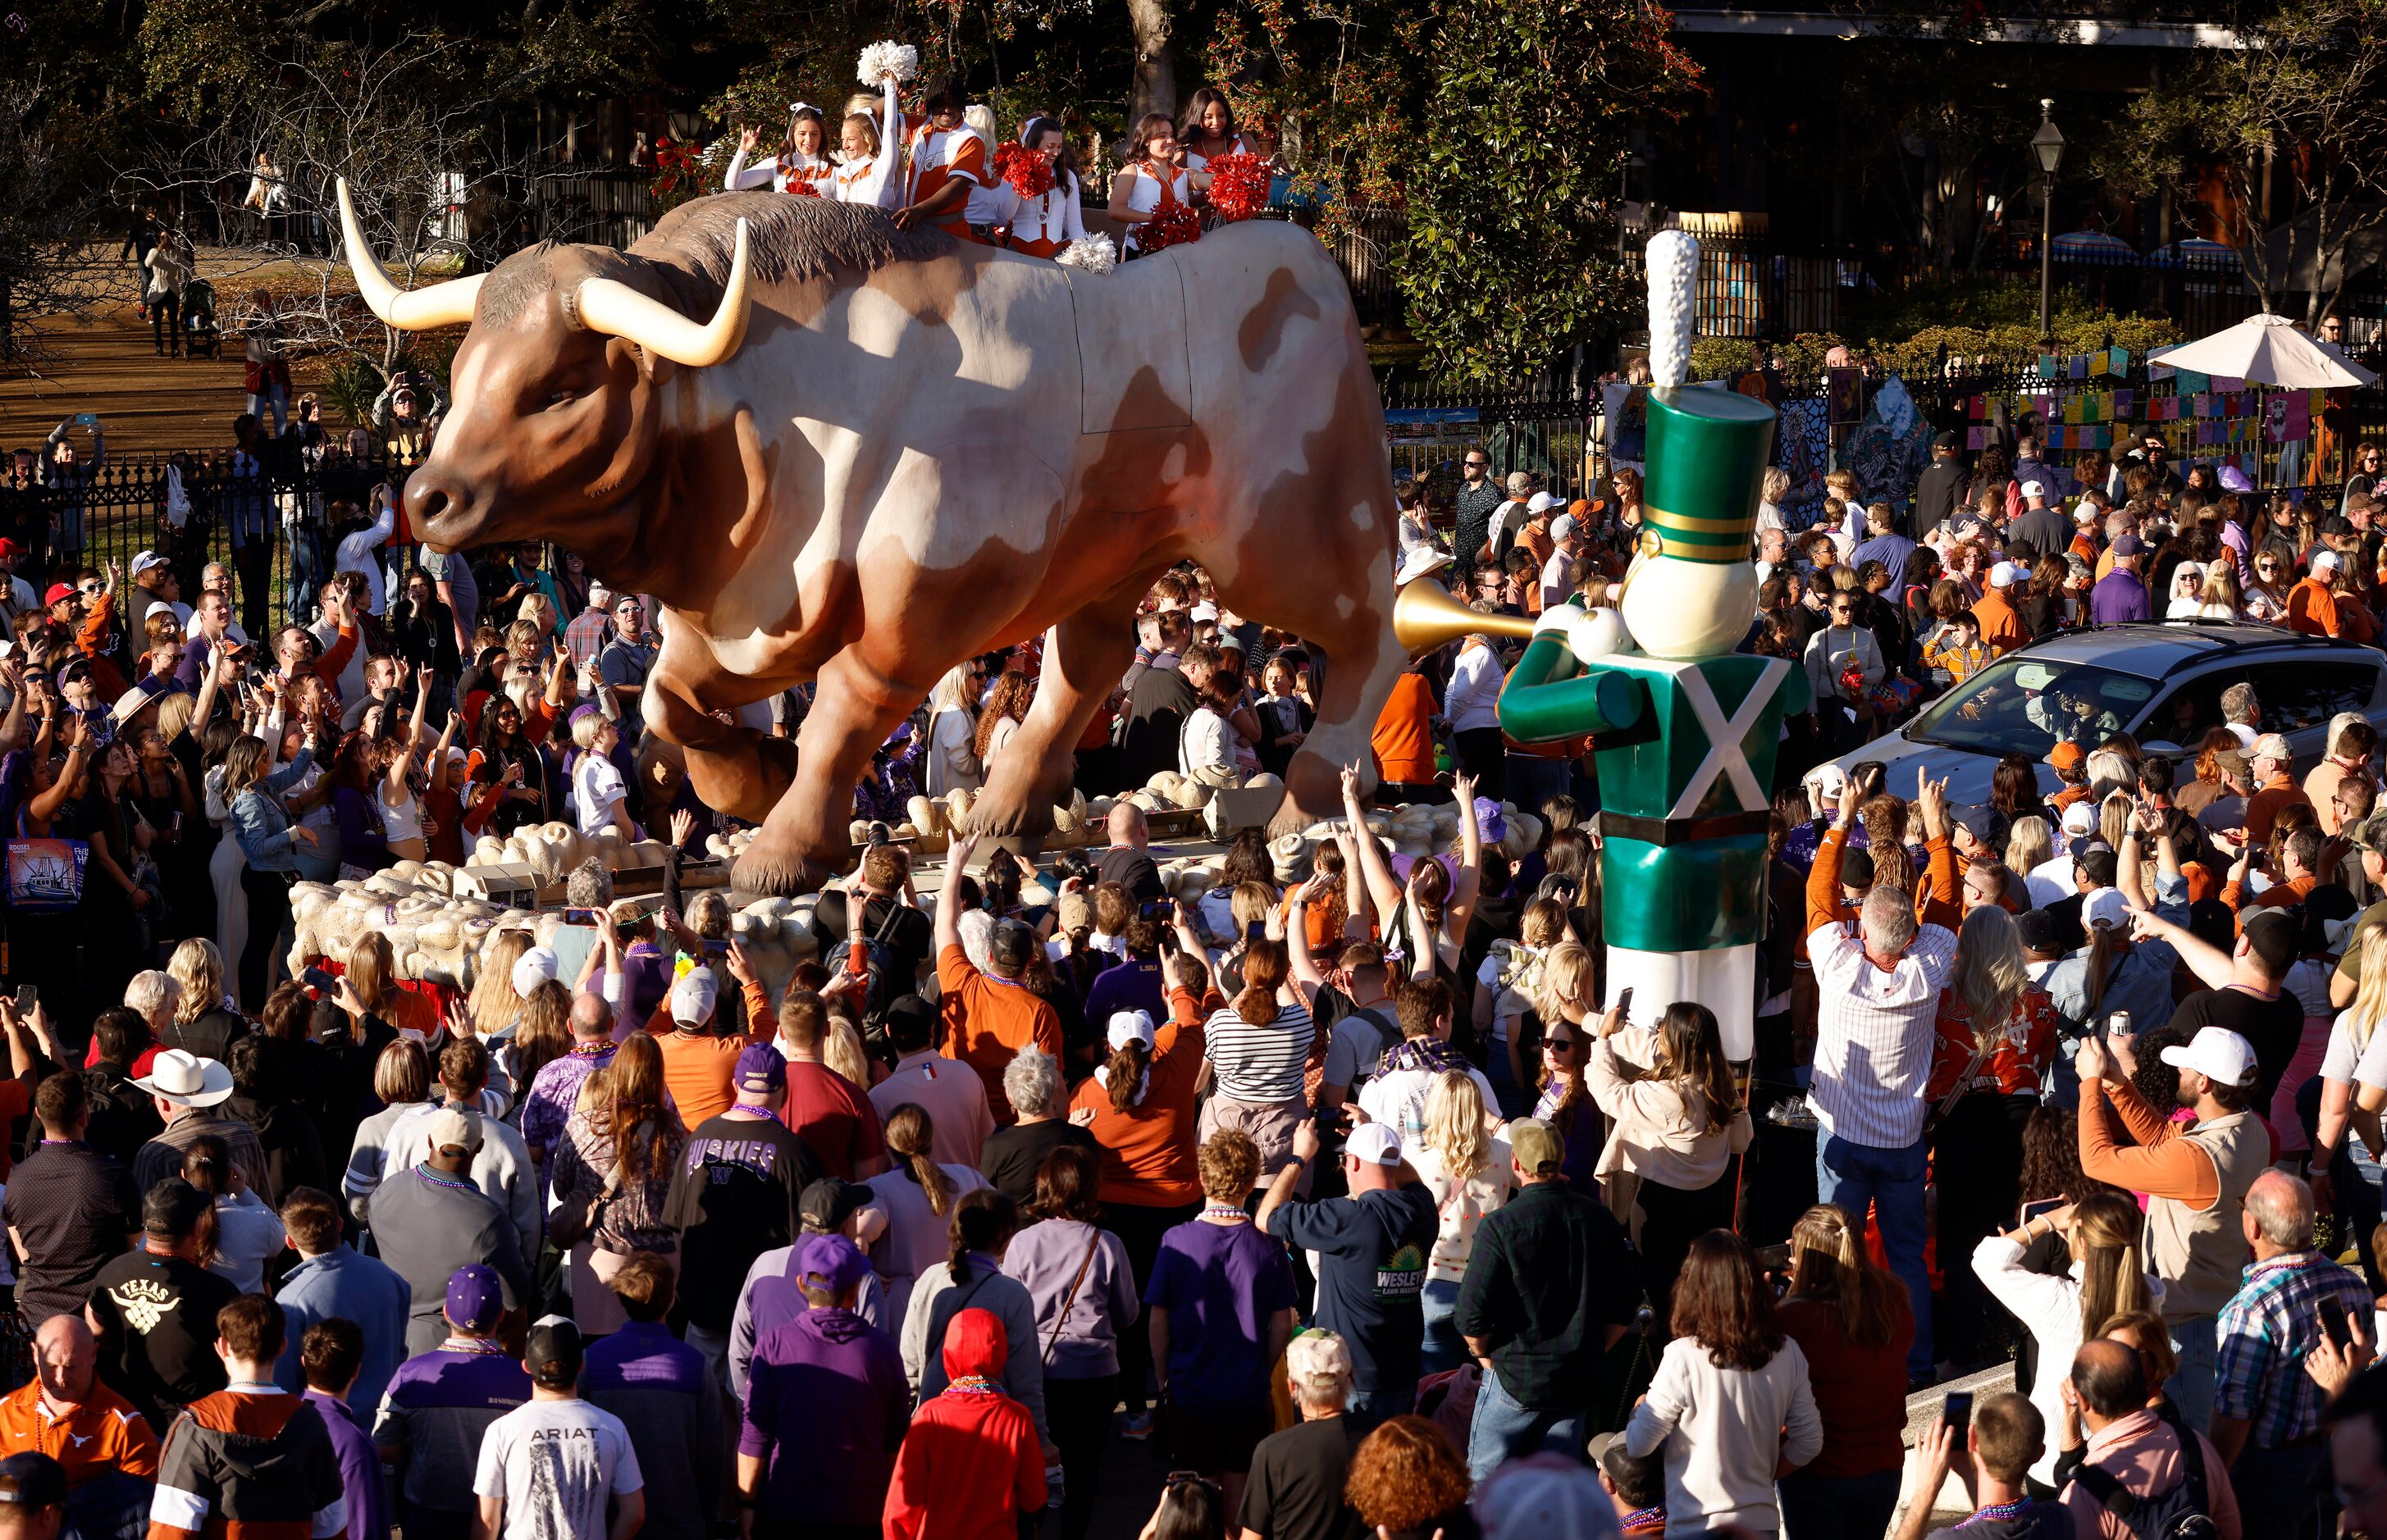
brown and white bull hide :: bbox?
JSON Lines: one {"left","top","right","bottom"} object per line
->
{"left": 390, "top": 194, "right": 1399, "bottom": 894}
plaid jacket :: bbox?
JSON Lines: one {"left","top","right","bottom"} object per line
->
{"left": 2213, "top": 1251, "right": 2372, "bottom": 1447}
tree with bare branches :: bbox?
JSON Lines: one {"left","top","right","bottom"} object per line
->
{"left": 0, "top": 80, "right": 109, "bottom": 367}
{"left": 116, "top": 34, "right": 533, "bottom": 390}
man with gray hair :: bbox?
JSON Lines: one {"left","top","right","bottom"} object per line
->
{"left": 1237, "top": 1332, "right": 1362, "bottom": 1540}
{"left": 2220, "top": 682, "right": 2261, "bottom": 749}
{"left": 976, "top": 1044, "right": 1093, "bottom": 1205}
{"left": 122, "top": 972, "right": 181, "bottom": 1042}
{"left": 2209, "top": 1170, "right": 2370, "bottom": 1530}
{"left": 1805, "top": 770, "right": 1958, "bottom": 1384}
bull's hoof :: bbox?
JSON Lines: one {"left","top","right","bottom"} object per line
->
{"left": 965, "top": 797, "right": 1058, "bottom": 840}
{"left": 731, "top": 843, "right": 836, "bottom": 898}
{"left": 1266, "top": 792, "right": 1322, "bottom": 841}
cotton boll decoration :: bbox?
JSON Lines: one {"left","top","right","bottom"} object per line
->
{"left": 856, "top": 41, "right": 919, "bottom": 85}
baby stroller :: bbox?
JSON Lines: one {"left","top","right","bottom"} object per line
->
{"left": 182, "top": 279, "right": 221, "bottom": 358}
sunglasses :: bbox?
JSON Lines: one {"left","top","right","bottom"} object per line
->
{"left": 1544, "top": 1034, "right": 1581, "bottom": 1052}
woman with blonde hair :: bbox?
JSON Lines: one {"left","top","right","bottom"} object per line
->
{"left": 1586, "top": 999, "right": 1751, "bottom": 1316}
{"left": 1474, "top": 896, "right": 1568, "bottom": 1117}
{"left": 335, "top": 932, "right": 440, "bottom": 1041}
{"left": 2193, "top": 559, "right": 2243, "bottom": 620}
{"left": 1971, "top": 1191, "right": 2160, "bottom": 1484}
{"left": 822, "top": 1015, "right": 874, "bottom": 1092}
{"left": 468, "top": 929, "right": 534, "bottom": 1041}
{"left": 162, "top": 938, "right": 244, "bottom": 1062}
{"left": 2006, "top": 815, "right": 2054, "bottom": 902}
{"left": 922, "top": 660, "right": 984, "bottom": 796}
{"left": 503, "top": 979, "right": 573, "bottom": 1126}
{"left": 1408, "top": 1069, "right": 1514, "bottom": 1374}
{"left": 550, "top": 1032, "right": 686, "bottom": 1333}
{"left": 1530, "top": 941, "right": 1600, "bottom": 1186}
{"left": 1927, "top": 904, "right": 2060, "bottom": 1370}
{"left": 340, "top": 1038, "right": 431, "bottom": 1210}
{"left": 1776, "top": 1203, "right": 1914, "bottom": 1539}
{"left": 2311, "top": 925, "right": 2387, "bottom": 1284}
{"left": 866, "top": 1101, "right": 993, "bottom": 1328}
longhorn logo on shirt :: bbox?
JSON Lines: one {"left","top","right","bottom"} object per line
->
{"left": 108, "top": 1278, "right": 176, "bottom": 1333}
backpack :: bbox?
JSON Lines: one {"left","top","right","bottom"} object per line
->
{"left": 824, "top": 898, "right": 907, "bottom": 1024}
{"left": 2071, "top": 1416, "right": 2224, "bottom": 1540}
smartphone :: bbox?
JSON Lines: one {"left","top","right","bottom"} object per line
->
{"left": 2020, "top": 1197, "right": 2065, "bottom": 1226}
{"left": 299, "top": 966, "right": 337, "bottom": 992}
{"left": 563, "top": 907, "right": 600, "bottom": 925}
{"left": 1616, "top": 986, "right": 1636, "bottom": 1020}
{"left": 1139, "top": 900, "right": 1174, "bottom": 923}
{"left": 10, "top": 986, "right": 33, "bottom": 1016}
{"left": 1244, "top": 920, "right": 1267, "bottom": 947}
{"left": 2321, "top": 1298, "right": 2353, "bottom": 1351}
{"left": 1942, "top": 1391, "right": 1974, "bottom": 1432}
{"left": 701, "top": 937, "right": 731, "bottom": 960}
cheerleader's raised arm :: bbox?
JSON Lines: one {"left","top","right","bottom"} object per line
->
{"left": 723, "top": 126, "right": 778, "bottom": 192}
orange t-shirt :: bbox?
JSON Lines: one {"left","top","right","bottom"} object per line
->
{"left": 938, "top": 945, "right": 1061, "bottom": 1123}
{"left": 1371, "top": 673, "right": 1438, "bottom": 786}
{"left": 1069, "top": 986, "right": 1207, "bottom": 1207}
{"left": 646, "top": 1010, "right": 760, "bottom": 1128}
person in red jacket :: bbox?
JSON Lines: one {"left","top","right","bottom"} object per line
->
{"left": 883, "top": 1308, "right": 1044, "bottom": 1540}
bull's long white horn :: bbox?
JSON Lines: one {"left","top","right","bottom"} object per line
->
{"left": 567, "top": 216, "right": 752, "bottom": 368}
{"left": 336, "top": 178, "right": 484, "bottom": 331}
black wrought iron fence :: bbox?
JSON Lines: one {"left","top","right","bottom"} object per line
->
{"left": 0, "top": 445, "right": 425, "bottom": 631}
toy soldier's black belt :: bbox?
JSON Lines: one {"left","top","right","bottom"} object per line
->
{"left": 1600, "top": 809, "right": 1772, "bottom": 847}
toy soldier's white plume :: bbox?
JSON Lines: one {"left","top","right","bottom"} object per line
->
{"left": 1645, "top": 230, "right": 1698, "bottom": 390}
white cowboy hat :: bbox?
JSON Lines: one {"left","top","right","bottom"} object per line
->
{"left": 132, "top": 1048, "right": 234, "bottom": 1108}
{"left": 1395, "top": 546, "right": 1453, "bottom": 587}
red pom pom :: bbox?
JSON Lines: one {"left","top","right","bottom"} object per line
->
{"left": 1140, "top": 203, "right": 1202, "bottom": 253}
{"left": 1206, "top": 153, "right": 1270, "bottom": 223}
{"left": 993, "top": 142, "right": 1055, "bottom": 199}
{"left": 783, "top": 179, "right": 821, "bottom": 198}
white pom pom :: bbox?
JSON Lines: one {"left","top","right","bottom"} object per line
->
{"left": 857, "top": 42, "right": 919, "bottom": 85}
{"left": 1645, "top": 229, "right": 1700, "bottom": 390}
{"left": 1055, "top": 234, "right": 1117, "bottom": 276}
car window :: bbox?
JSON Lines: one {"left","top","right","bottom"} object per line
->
{"left": 2137, "top": 673, "right": 2229, "bottom": 749}
{"left": 1907, "top": 657, "right": 2160, "bottom": 758}
{"left": 2243, "top": 660, "right": 2380, "bottom": 734}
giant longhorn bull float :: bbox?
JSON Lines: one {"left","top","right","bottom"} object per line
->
{"left": 340, "top": 182, "right": 1400, "bottom": 894}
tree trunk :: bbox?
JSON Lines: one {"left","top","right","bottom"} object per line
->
{"left": 1126, "top": 0, "right": 1177, "bottom": 129}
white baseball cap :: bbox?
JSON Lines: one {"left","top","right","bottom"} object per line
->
{"left": 1527, "top": 491, "right": 1559, "bottom": 514}
{"left": 1189, "top": 602, "right": 1219, "bottom": 622}
{"left": 1989, "top": 561, "right": 2024, "bottom": 589}
{"left": 2060, "top": 801, "right": 2097, "bottom": 836}
{"left": 1106, "top": 1009, "right": 1157, "bottom": 1052}
{"left": 511, "top": 945, "right": 559, "bottom": 996}
{"left": 2082, "top": 887, "right": 2130, "bottom": 931}
{"left": 2312, "top": 549, "right": 2341, "bottom": 574}
{"left": 1346, "top": 1123, "right": 1403, "bottom": 1166}
{"left": 2159, "top": 1026, "right": 2257, "bottom": 1088}
{"left": 670, "top": 967, "right": 719, "bottom": 1026}
{"left": 2020, "top": 481, "right": 2045, "bottom": 498}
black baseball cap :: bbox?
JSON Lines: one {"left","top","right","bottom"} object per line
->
{"left": 2015, "top": 909, "right": 2062, "bottom": 953}
{"left": 989, "top": 918, "right": 1037, "bottom": 971}
{"left": 0, "top": 1454, "right": 66, "bottom": 1511}
{"left": 1839, "top": 849, "right": 1876, "bottom": 888}
{"left": 525, "top": 1314, "right": 584, "bottom": 1387}
{"left": 800, "top": 1177, "right": 874, "bottom": 1233}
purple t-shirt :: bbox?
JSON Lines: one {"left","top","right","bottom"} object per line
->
{"left": 739, "top": 1308, "right": 909, "bottom": 1526}
{"left": 1143, "top": 1218, "right": 1298, "bottom": 1414}
{"left": 306, "top": 1390, "right": 390, "bottom": 1540}
{"left": 2088, "top": 569, "right": 2152, "bottom": 626}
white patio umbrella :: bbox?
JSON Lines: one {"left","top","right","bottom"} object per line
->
{"left": 2150, "top": 312, "right": 2377, "bottom": 388}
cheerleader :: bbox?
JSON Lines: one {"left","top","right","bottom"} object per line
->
{"left": 893, "top": 75, "right": 988, "bottom": 239}
{"left": 724, "top": 104, "right": 833, "bottom": 194}
{"left": 997, "top": 117, "right": 1087, "bottom": 259}
{"left": 1108, "top": 113, "right": 1209, "bottom": 253}
{"left": 1176, "top": 88, "right": 1264, "bottom": 169}
{"left": 831, "top": 70, "right": 904, "bottom": 208}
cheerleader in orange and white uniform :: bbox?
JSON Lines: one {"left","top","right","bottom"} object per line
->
{"left": 1108, "top": 113, "right": 1210, "bottom": 254}
{"left": 1175, "top": 88, "right": 1267, "bottom": 170}
{"left": 724, "top": 105, "right": 833, "bottom": 194}
{"left": 994, "top": 117, "right": 1086, "bottom": 260}
{"left": 829, "top": 71, "right": 904, "bottom": 208}
{"left": 892, "top": 75, "right": 988, "bottom": 240}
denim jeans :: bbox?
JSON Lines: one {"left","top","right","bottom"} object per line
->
{"left": 2168, "top": 1314, "right": 2218, "bottom": 1433}
{"left": 1465, "top": 1365, "right": 1588, "bottom": 1484}
{"left": 1816, "top": 1132, "right": 1933, "bottom": 1379}
{"left": 1420, "top": 1279, "right": 1467, "bottom": 1377}
{"left": 1777, "top": 1467, "right": 1902, "bottom": 1540}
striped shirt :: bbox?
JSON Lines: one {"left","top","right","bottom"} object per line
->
{"left": 1806, "top": 918, "right": 1959, "bottom": 1150}
{"left": 1204, "top": 1002, "right": 1314, "bottom": 1104}
{"left": 2213, "top": 1251, "right": 2372, "bottom": 1448}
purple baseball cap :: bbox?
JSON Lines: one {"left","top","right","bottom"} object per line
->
{"left": 735, "top": 1041, "right": 787, "bottom": 1096}
{"left": 796, "top": 1232, "right": 871, "bottom": 1296}
{"left": 445, "top": 1264, "right": 504, "bottom": 1331}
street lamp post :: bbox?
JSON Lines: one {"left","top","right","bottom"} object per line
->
{"left": 2031, "top": 98, "right": 2065, "bottom": 350}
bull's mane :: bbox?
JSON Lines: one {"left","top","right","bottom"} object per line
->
{"left": 478, "top": 194, "right": 956, "bottom": 327}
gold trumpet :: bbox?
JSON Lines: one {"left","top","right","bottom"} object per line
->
{"left": 1392, "top": 578, "right": 1544, "bottom": 655}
